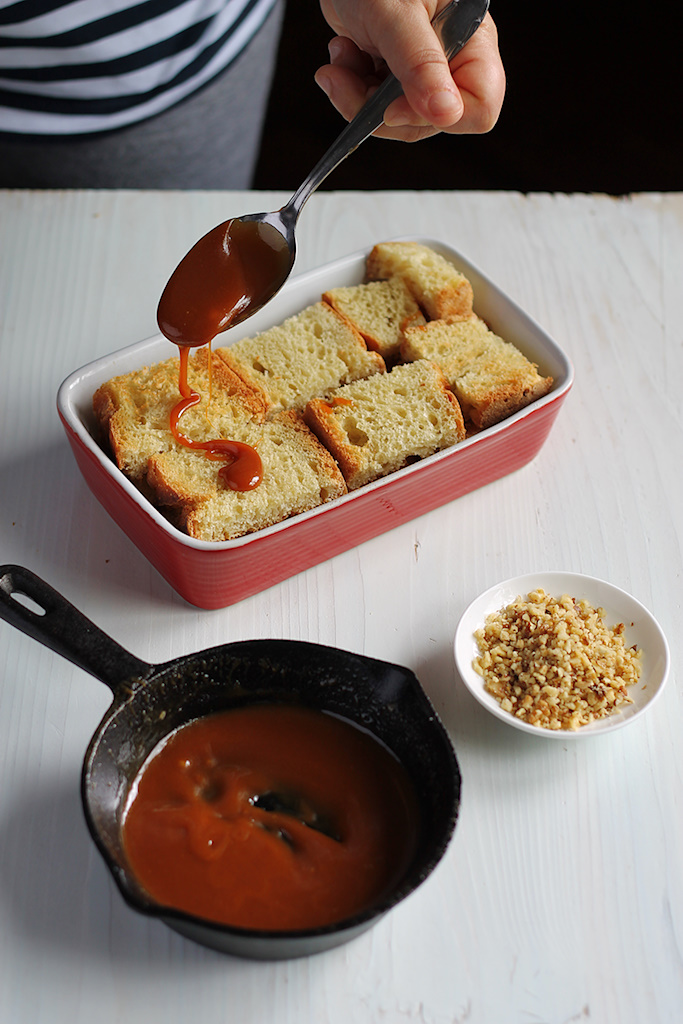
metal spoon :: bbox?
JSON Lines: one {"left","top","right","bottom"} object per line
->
{"left": 157, "top": 0, "right": 490, "bottom": 349}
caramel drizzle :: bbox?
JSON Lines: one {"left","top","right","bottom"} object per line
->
{"left": 170, "top": 347, "right": 262, "bottom": 492}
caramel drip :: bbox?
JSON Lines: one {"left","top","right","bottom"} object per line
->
{"left": 169, "top": 347, "right": 262, "bottom": 493}
{"left": 156, "top": 218, "right": 291, "bottom": 493}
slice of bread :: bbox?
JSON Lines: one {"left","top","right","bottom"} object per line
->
{"left": 401, "top": 316, "right": 492, "bottom": 376}
{"left": 304, "top": 359, "right": 466, "bottom": 490}
{"left": 93, "top": 348, "right": 265, "bottom": 489}
{"left": 322, "top": 277, "right": 426, "bottom": 361}
{"left": 216, "top": 301, "right": 386, "bottom": 416}
{"left": 402, "top": 317, "right": 553, "bottom": 428}
{"left": 147, "top": 410, "right": 347, "bottom": 541}
{"left": 366, "top": 241, "right": 474, "bottom": 322}
{"left": 451, "top": 337, "right": 553, "bottom": 428}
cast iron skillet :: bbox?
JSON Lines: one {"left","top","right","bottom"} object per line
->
{"left": 0, "top": 564, "right": 461, "bottom": 960}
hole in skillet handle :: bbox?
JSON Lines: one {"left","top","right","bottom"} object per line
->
{"left": 0, "top": 565, "right": 51, "bottom": 617}
{"left": 7, "top": 590, "right": 46, "bottom": 616}
{"left": 0, "top": 564, "right": 154, "bottom": 692}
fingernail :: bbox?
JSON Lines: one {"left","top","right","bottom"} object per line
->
{"left": 383, "top": 109, "right": 412, "bottom": 127}
{"left": 327, "top": 37, "right": 344, "bottom": 62}
{"left": 428, "top": 90, "right": 462, "bottom": 121}
{"left": 315, "top": 71, "right": 332, "bottom": 96}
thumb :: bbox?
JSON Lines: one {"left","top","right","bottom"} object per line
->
{"left": 380, "top": 6, "right": 463, "bottom": 128}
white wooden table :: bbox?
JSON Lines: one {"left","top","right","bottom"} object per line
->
{"left": 1, "top": 189, "right": 681, "bottom": 1024}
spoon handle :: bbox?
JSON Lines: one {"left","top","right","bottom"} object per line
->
{"left": 287, "top": 0, "right": 490, "bottom": 217}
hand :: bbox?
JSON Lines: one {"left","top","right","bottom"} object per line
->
{"left": 315, "top": 1, "right": 505, "bottom": 142}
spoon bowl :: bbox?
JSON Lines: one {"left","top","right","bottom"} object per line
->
{"left": 156, "top": 215, "right": 293, "bottom": 348}
{"left": 157, "top": 0, "right": 490, "bottom": 348}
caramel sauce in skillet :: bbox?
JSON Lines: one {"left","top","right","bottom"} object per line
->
{"left": 122, "top": 705, "right": 420, "bottom": 931}
{"left": 156, "top": 219, "right": 290, "bottom": 491}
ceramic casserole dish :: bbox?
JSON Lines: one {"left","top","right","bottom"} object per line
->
{"left": 57, "top": 237, "right": 573, "bottom": 609}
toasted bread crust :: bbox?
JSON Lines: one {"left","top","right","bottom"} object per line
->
{"left": 323, "top": 277, "right": 426, "bottom": 361}
{"left": 147, "top": 410, "right": 346, "bottom": 541}
{"left": 366, "top": 241, "right": 474, "bottom": 321}
{"left": 401, "top": 316, "right": 553, "bottom": 428}
{"left": 453, "top": 355, "right": 554, "bottom": 428}
{"left": 304, "top": 360, "right": 466, "bottom": 490}
{"left": 216, "top": 301, "right": 385, "bottom": 415}
{"left": 93, "top": 351, "right": 265, "bottom": 487}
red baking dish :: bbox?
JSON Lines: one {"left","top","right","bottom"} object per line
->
{"left": 57, "top": 238, "right": 573, "bottom": 609}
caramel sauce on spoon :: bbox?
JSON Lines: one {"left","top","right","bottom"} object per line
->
{"left": 157, "top": 219, "right": 291, "bottom": 492}
{"left": 157, "top": 218, "right": 291, "bottom": 349}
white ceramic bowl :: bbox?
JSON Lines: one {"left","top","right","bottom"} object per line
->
{"left": 454, "top": 571, "right": 670, "bottom": 738}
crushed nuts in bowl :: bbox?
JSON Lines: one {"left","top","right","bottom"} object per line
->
{"left": 454, "top": 572, "right": 670, "bottom": 737}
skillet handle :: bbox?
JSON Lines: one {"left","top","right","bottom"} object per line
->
{"left": 0, "top": 565, "right": 154, "bottom": 694}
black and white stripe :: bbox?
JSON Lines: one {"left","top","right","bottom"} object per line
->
{"left": 0, "top": 0, "right": 277, "bottom": 133}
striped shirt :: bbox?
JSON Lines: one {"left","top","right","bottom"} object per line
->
{"left": 0, "top": 0, "right": 278, "bottom": 135}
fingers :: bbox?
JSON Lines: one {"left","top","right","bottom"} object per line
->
{"left": 315, "top": 10, "right": 505, "bottom": 143}
{"left": 315, "top": 35, "right": 439, "bottom": 143}
{"left": 314, "top": 37, "right": 387, "bottom": 127}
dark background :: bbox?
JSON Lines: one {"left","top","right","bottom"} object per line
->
{"left": 254, "top": 1, "right": 679, "bottom": 195}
